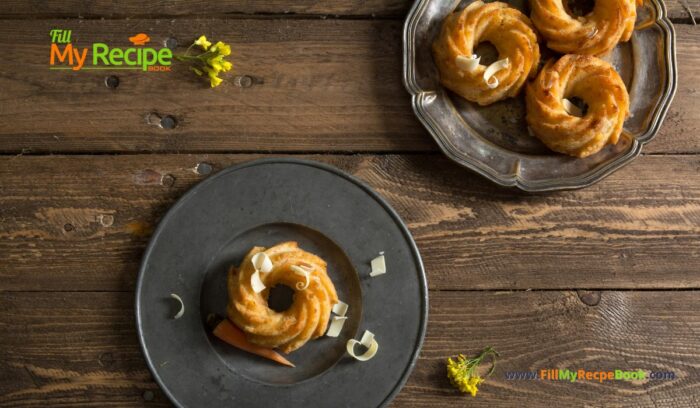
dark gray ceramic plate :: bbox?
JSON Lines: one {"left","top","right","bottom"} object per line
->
{"left": 135, "top": 158, "right": 427, "bottom": 408}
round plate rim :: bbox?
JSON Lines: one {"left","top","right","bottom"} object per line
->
{"left": 135, "top": 157, "right": 428, "bottom": 408}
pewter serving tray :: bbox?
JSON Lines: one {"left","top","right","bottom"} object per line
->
{"left": 403, "top": 0, "right": 677, "bottom": 191}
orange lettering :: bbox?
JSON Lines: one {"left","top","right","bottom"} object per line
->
{"left": 73, "top": 47, "right": 87, "bottom": 71}
{"left": 50, "top": 43, "right": 73, "bottom": 65}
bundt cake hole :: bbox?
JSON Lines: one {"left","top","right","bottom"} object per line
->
{"left": 565, "top": 0, "right": 595, "bottom": 17}
{"left": 473, "top": 41, "right": 499, "bottom": 66}
{"left": 267, "top": 284, "right": 295, "bottom": 312}
{"left": 564, "top": 96, "right": 589, "bottom": 117}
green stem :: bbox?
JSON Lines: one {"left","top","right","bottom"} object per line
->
{"left": 184, "top": 43, "right": 195, "bottom": 57}
{"left": 479, "top": 347, "right": 499, "bottom": 377}
{"left": 465, "top": 346, "right": 499, "bottom": 378}
{"left": 174, "top": 55, "right": 201, "bottom": 62}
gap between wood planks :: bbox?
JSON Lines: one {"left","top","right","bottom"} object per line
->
{"left": 0, "top": 13, "right": 405, "bottom": 20}
{"left": 0, "top": 6, "right": 696, "bottom": 24}
{"left": 0, "top": 13, "right": 694, "bottom": 23}
{"left": 2, "top": 288, "right": 699, "bottom": 293}
{"left": 1, "top": 151, "right": 699, "bottom": 157}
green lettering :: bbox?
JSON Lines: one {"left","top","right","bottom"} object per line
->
{"left": 50, "top": 29, "right": 63, "bottom": 43}
{"left": 124, "top": 48, "right": 137, "bottom": 65}
{"left": 157, "top": 48, "right": 172, "bottom": 65}
{"left": 614, "top": 370, "right": 622, "bottom": 380}
{"left": 93, "top": 43, "right": 109, "bottom": 65}
{"left": 559, "top": 369, "right": 574, "bottom": 382}
{"left": 142, "top": 48, "right": 158, "bottom": 71}
{"left": 109, "top": 48, "right": 123, "bottom": 65}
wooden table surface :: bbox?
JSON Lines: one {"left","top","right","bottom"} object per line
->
{"left": 1, "top": 1, "right": 699, "bottom": 407}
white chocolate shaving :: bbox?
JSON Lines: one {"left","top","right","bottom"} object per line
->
{"left": 170, "top": 293, "right": 185, "bottom": 319}
{"left": 290, "top": 264, "right": 312, "bottom": 290}
{"left": 250, "top": 252, "right": 273, "bottom": 293}
{"left": 370, "top": 252, "right": 386, "bottom": 277}
{"left": 484, "top": 58, "right": 509, "bottom": 89}
{"left": 587, "top": 27, "right": 599, "bottom": 39}
{"left": 326, "top": 316, "right": 348, "bottom": 337}
{"left": 251, "top": 252, "right": 273, "bottom": 273}
{"left": 251, "top": 270, "right": 266, "bottom": 293}
{"left": 455, "top": 54, "right": 480, "bottom": 73}
{"left": 359, "top": 330, "right": 374, "bottom": 346}
{"left": 327, "top": 300, "right": 349, "bottom": 338}
{"left": 332, "top": 300, "right": 349, "bottom": 317}
{"left": 562, "top": 98, "right": 584, "bottom": 117}
{"left": 346, "top": 330, "right": 379, "bottom": 361}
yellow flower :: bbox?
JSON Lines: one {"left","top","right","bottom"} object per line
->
{"left": 446, "top": 347, "right": 498, "bottom": 397}
{"left": 211, "top": 41, "right": 231, "bottom": 56}
{"left": 210, "top": 60, "right": 223, "bottom": 72}
{"left": 207, "top": 55, "right": 225, "bottom": 72}
{"left": 176, "top": 35, "right": 233, "bottom": 88}
{"left": 194, "top": 35, "right": 212, "bottom": 50}
{"left": 204, "top": 67, "right": 223, "bottom": 88}
{"left": 209, "top": 75, "right": 223, "bottom": 88}
{"left": 465, "top": 376, "right": 484, "bottom": 397}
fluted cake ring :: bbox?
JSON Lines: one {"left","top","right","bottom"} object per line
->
{"left": 227, "top": 242, "right": 339, "bottom": 354}
{"left": 432, "top": 1, "right": 540, "bottom": 106}
{"left": 529, "top": 0, "right": 641, "bottom": 56}
{"left": 525, "top": 54, "right": 630, "bottom": 158}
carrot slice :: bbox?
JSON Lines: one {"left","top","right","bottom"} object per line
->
{"left": 212, "top": 319, "right": 295, "bottom": 368}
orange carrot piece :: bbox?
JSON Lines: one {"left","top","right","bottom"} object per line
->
{"left": 213, "top": 319, "right": 295, "bottom": 368}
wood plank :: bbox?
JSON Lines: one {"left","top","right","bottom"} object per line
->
{"left": 0, "top": 292, "right": 169, "bottom": 407}
{"left": 2, "top": 291, "right": 699, "bottom": 406}
{"left": 0, "top": 0, "right": 408, "bottom": 18}
{"left": 2, "top": 154, "right": 699, "bottom": 292}
{"left": 0, "top": 19, "right": 430, "bottom": 154}
{"left": 0, "top": 20, "right": 697, "bottom": 154}
{"left": 398, "top": 290, "right": 700, "bottom": 407}
{"left": 0, "top": 0, "right": 695, "bottom": 21}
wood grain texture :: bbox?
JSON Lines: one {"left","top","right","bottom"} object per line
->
{"left": 0, "top": 2, "right": 697, "bottom": 407}
{"left": 0, "top": 20, "right": 697, "bottom": 154}
{"left": 0, "top": 0, "right": 695, "bottom": 21}
{"left": 2, "top": 291, "right": 699, "bottom": 407}
{"left": 397, "top": 290, "right": 700, "bottom": 407}
{"left": 2, "top": 154, "right": 700, "bottom": 292}
{"left": 0, "top": 19, "right": 429, "bottom": 153}
{"left": 0, "top": 0, "right": 408, "bottom": 18}
{"left": 0, "top": 292, "right": 168, "bottom": 407}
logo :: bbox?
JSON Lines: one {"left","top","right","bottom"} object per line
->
{"left": 128, "top": 33, "right": 150, "bottom": 46}
{"left": 49, "top": 29, "right": 172, "bottom": 72}
{"left": 504, "top": 368, "right": 676, "bottom": 383}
